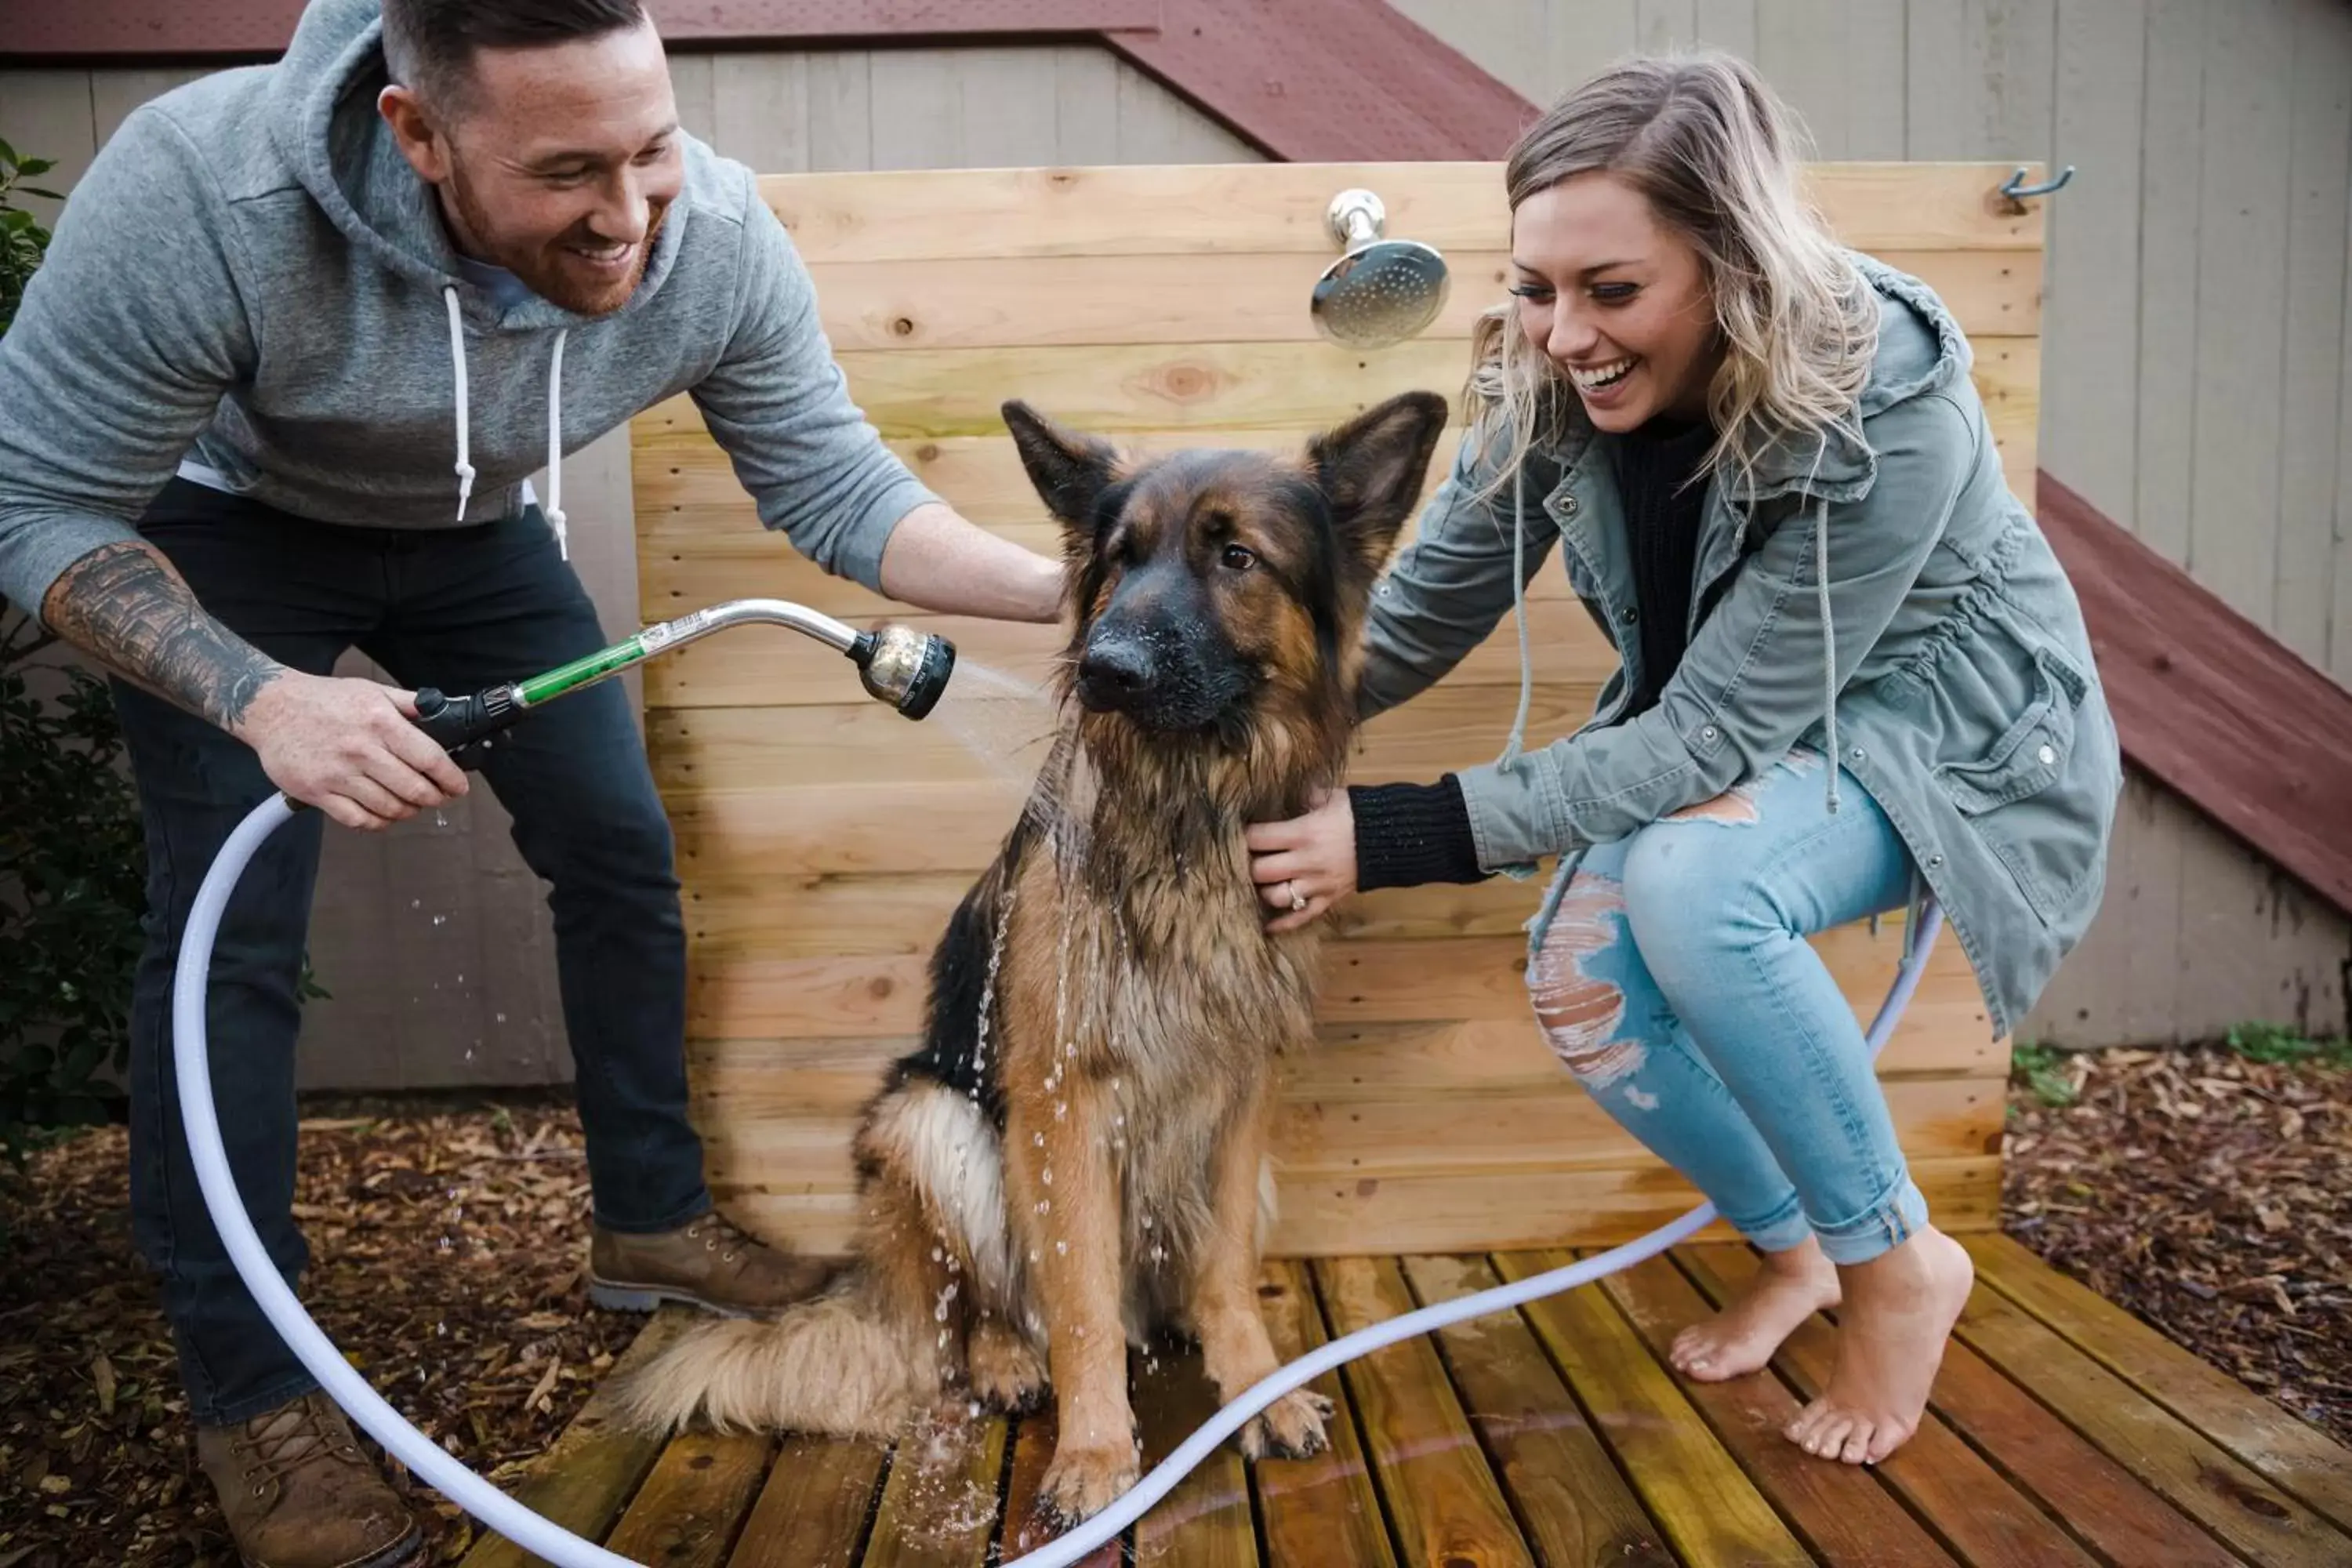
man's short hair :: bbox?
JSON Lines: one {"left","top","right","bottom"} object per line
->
{"left": 383, "top": 0, "right": 649, "bottom": 114}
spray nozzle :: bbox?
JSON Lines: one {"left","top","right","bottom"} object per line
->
{"left": 850, "top": 623, "right": 957, "bottom": 720}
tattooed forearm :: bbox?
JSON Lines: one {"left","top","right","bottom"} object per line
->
{"left": 41, "top": 541, "right": 283, "bottom": 731}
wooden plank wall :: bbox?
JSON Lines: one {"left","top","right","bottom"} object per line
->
{"left": 630, "top": 161, "right": 2027, "bottom": 1255}
{"left": 2, "top": 0, "right": 2347, "bottom": 1079}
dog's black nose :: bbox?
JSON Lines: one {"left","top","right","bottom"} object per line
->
{"left": 1076, "top": 636, "right": 1155, "bottom": 710}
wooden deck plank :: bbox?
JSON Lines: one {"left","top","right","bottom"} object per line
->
{"left": 1493, "top": 1250, "right": 1813, "bottom": 1567}
{"left": 459, "top": 1308, "right": 698, "bottom": 1568}
{"left": 1395, "top": 1254, "right": 1672, "bottom": 1568}
{"left": 1966, "top": 1233, "right": 2352, "bottom": 1534}
{"left": 858, "top": 1416, "right": 1010, "bottom": 1568}
{"left": 1130, "top": 1345, "right": 1260, "bottom": 1568}
{"left": 1689, "top": 1244, "right": 2244, "bottom": 1568}
{"left": 722, "top": 1434, "right": 888, "bottom": 1568}
{"left": 601, "top": 1429, "right": 775, "bottom": 1568}
{"left": 1674, "top": 1247, "right": 2100, "bottom": 1568}
{"left": 1595, "top": 1249, "right": 1958, "bottom": 1568}
{"left": 1000, "top": 1413, "right": 1124, "bottom": 1567}
{"left": 1253, "top": 1259, "right": 1398, "bottom": 1568}
{"left": 1312, "top": 1257, "right": 1535, "bottom": 1568}
{"left": 1950, "top": 1271, "right": 2351, "bottom": 1568}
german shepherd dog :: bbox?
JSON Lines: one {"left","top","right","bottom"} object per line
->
{"left": 615, "top": 389, "right": 1450, "bottom": 1523}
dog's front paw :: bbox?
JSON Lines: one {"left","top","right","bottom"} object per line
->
{"left": 1037, "top": 1443, "right": 1141, "bottom": 1526}
{"left": 1240, "top": 1388, "right": 1334, "bottom": 1461}
{"left": 968, "top": 1321, "right": 1049, "bottom": 1415}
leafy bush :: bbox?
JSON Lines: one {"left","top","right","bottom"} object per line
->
{"left": 0, "top": 139, "right": 136, "bottom": 1168}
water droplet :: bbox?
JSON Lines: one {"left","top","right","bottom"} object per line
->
{"left": 931, "top": 1247, "right": 945, "bottom": 1262}
{"left": 1054, "top": 1102, "right": 1068, "bottom": 1120}
{"left": 431, "top": 913, "right": 447, "bottom": 927}
{"left": 1112, "top": 1114, "right": 1123, "bottom": 1127}
{"left": 1035, "top": 1200, "right": 1051, "bottom": 1214}
{"left": 494, "top": 1012, "right": 506, "bottom": 1023}
{"left": 1033, "top": 1132, "right": 1045, "bottom": 1147}
{"left": 1056, "top": 1240, "right": 1069, "bottom": 1255}
{"left": 1041, "top": 1167, "right": 1053, "bottom": 1186}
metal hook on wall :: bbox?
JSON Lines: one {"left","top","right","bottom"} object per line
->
{"left": 1998, "top": 163, "right": 2076, "bottom": 207}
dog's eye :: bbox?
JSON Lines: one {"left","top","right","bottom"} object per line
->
{"left": 1221, "top": 543, "right": 1258, "bottom": 572}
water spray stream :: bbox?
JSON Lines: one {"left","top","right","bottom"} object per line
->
{"left": 172, "top": 596, "right": 1943, "bottom": 1567}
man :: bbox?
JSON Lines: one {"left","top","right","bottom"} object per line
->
{"left": 0, "top": 0, "right": 1062, "bottom": 1562}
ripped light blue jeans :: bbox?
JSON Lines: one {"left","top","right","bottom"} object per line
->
{"left": 1525, "top": 746, "right": 1927, "bottom": 1265}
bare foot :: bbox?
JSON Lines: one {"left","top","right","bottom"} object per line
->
{"left": 1671, "top": 1236, "right": 1839, "bottom": 1381}
{"left": 1787, "top": 1226, "right": 1973, "bottom": 1465}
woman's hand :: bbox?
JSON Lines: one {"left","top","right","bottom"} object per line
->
{"left": 1245, "top": 786, "right": 1356, "bottom": 933}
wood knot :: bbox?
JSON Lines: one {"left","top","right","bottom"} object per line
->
{"left": 891, "top": 315, "right": 916, "bottom": 338}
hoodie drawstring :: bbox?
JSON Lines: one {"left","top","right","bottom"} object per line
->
{"left": 443, "top": 287, "right": 474, "bottom": 521}
{"left": 441, "top": 287, "right": 571, "bottom": 561}
{"left": 545, "top": 328, "right": 569, "bottom": 561}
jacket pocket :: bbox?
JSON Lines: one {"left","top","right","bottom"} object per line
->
{"left": 1935, "top": 643, "right": 2108, "bottom": 924}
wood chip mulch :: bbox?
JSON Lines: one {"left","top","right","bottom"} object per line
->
{"left": 1, "top": 1046, "right": 2344, "bottom": 1567}
{"left": 0, "top": 1094, "right": 641, "bottom": 1567}
{"left": 2002, "top": 1042, "right": 2350, "bottom": 1447}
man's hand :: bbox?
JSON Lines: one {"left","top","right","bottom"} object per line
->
{"left": 877, "top": 502, "right": 1062, "bottom": 622}
{"left": 233, "top": 673, "right": 469, "bottom": 830}
{"left": 40, "top": 539, "right": 466, "bottom": 829}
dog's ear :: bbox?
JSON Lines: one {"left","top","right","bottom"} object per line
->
{"left": 1003, "top": 400, "right": 1123, "bottom": 536}
{"left": 1305, "top": 390, "right": 1451, "bottom": 586}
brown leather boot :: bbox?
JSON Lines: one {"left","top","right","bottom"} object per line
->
{"left": 587, "top": 1210, "right": 836, "bottom": 1318}
{"left": 193, "top": 1389, "right": 423, "bottom": 1568}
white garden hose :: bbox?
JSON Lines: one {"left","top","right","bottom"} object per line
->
{"left": 177, "top": 789, "right": 1943, "bottom": 1568}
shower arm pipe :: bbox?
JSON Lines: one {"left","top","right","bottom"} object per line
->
{"left": 172, "top": 593, "right": 1945, "bottom": 1567}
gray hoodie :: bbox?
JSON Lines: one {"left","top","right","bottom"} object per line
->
{"left": 0, "top": 0, "right": 935, "bottom": 625}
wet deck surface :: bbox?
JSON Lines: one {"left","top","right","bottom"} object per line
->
{"left": 459, "top": 1236, "right": 2352, "bottom": 1567}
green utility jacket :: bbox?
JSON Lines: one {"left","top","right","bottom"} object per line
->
{"left": 1359, "top": 254, "right": 2122, "bottom": 1041}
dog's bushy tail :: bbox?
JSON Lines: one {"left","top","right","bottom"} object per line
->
{"left": 609, "top": 1273, "right": 929, "bottom": 1439}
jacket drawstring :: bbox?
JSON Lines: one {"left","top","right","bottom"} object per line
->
{"left": 1497, "top": 456, "right": 1534, "bottom": 771}
{"left": 442, "top": 286, "right": 474, "bottom": 520}
{"left": 545, "top": 328, "right": 569, "bottom": 561}
{"left": 1817, "top": 493, "right": 1840, "bottom": 814}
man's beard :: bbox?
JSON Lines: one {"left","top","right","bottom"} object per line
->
{"left": 445, "top": 162, "right": 665, "bottom": 317}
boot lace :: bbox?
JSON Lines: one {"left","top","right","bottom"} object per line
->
{"left": 683, "top": 1211, "right": 760, "bottom": 1266}
{"left": 238, "top": 1399, "right": 359, "bottom": 1498}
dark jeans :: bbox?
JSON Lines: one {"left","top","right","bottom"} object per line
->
{"left": 118, "top": 480, "right": 710, "bottom": 1426}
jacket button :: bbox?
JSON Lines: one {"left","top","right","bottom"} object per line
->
{"left": 2037, "top": 743, "right": 2056, "bottom": 765}
{"left": 1928, "top": 853, "right": 1944, "bottom": 867}
{"left": 1700, "top": 724, "right": 1719, "bottom": 742}
{"left": 1849, "top": 746, "right": 1865, "bottom": 762}
{"left": 1619, "top": 605, "right": 1638, "bottom": 625}
{"left": 1561, "top": 495, "right": 1580, "bottom": 516}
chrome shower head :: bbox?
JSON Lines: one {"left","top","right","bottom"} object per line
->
{"left": 1311, "top": 188, "right": 1450, "bottom": 350}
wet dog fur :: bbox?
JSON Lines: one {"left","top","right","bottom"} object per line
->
{"left": 612, "top": 390, "right": 1451, "bottom": 1525}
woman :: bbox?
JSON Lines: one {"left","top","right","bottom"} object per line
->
{"left": 1245, "top": 51, "right": 2121, "bottom": 1465}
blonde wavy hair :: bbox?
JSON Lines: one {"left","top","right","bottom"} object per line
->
{"left": 1465, "top": 49, "right": 1878, "bottom": 504}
